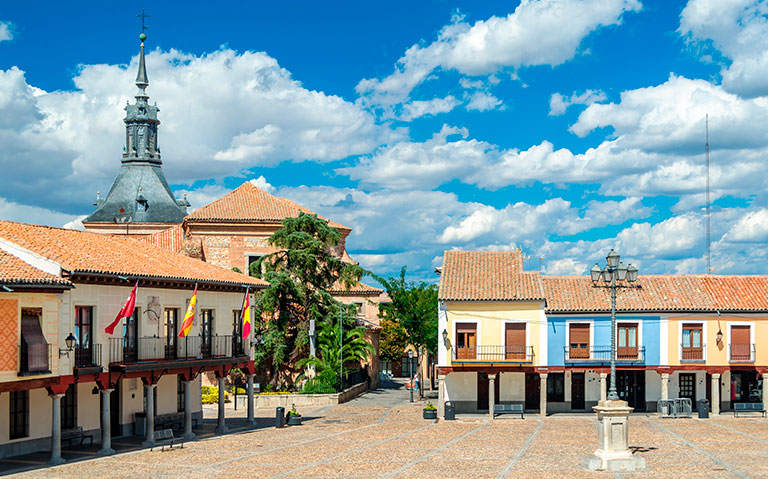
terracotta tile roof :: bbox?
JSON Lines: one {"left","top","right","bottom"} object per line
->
{"left": 0, "top": 221, "right": 266, "bottom": 288}
{"left": 185, "top": 182, "right": 350, "bottom": 230}
{"left": 141, "top": 224, "right": 185, "bottom": 253}
{"left": 438, "top": 251, "right": 545, "bottom": 301}
{"left": 328, "top": 280, "right": 383, "bottom": 295}
{"left": 543, "top": 274, "right": 768, "bottom": 313}
{"left": 0, "top": 250, "right": 72, "bottom": 287}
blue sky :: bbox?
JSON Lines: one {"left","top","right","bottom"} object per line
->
{"left": 1, "top": 0, "right": 768, "bottom": 281}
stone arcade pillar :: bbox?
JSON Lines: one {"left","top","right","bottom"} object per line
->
{"left": 539, "top": 373, "right": 548, "bottom": 417}
{"left": 247, "top": 374, "right": 256, "bottom": 425}
{"left": 437, "top": 374, "right": 446, "bottom": 418}
{"left": 98, "top": 388, "right": 115, "bottom": 455}
{"left": 49, "top": 392, "right": 65, "bottom": 465}
{"left": 600, "top": 373, "right": 607, "bottom": 402}
{"left": 711, "top": 373, "right": 721, "bottom": 416}
{"left": 763, "top": 373, "right": 768, "bottom": 416}
{"left": 661, "top": 373, "right": 670, "bottom": 401}
{"left": 216, "top": 375, "right": 227, "bottom": 434}
{"left": 488, "top": 374, "right": 496, "bottom": 419}
{"left": 184, "top": 380, "right": 195, "bottom": 441}
{"left": 142, "top": 383, "right": 157, "bottom": 447}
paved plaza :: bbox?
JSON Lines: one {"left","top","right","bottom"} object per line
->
{"left": 5, "top": 395, "right": 768, "bottom": 479}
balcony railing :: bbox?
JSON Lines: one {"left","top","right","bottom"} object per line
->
{"left": 19, "top": 342, "right": 51, "bottom": 376}
{"left": 730, "top": 343, "right": 755, "bottom": 362}
{"left": 681, "top": 344, "right": 705, "bottom": 362}
{"left": 452, "top": 345, "right": 534, "bottom": 363}
{"left": 108, "top": 335, "right": 246, "bottom": 364}
{"left": 563, "top": 345, "right": 645, "bottom": 362}
{"left": 74, "top": 344, "right": 102, "bottom": 368}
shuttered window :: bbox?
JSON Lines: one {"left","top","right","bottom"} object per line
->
{"left": 505, "top": 323, "right": 526, "bottom": 360}
{"left": 569, "top": 323, "right": 590, "bottom": 359}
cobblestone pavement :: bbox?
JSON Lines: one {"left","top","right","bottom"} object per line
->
{"left": 11, "top": 405, "right": 768, "bottom": 478}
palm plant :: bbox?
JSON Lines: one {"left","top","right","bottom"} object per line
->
{"left": 297, "top": 317, "right": 375, "bottom": 391}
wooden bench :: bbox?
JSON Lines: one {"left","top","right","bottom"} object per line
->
{"left": 493, "top": 403, "right": 524, "bottom": 419}
{"left": 62, "top": 427, "right": 93, "bottom": 448}
{"left": 150, "top": 429, "right": 183, "bottom": 452}
{"left": 734, "top": 403, "right": 766, "bottom": 417}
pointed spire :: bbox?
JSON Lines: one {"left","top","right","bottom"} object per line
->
{"left": 136, "top": 33, "right": 149, "bottom": 98}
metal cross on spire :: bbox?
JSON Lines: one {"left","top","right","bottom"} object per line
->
{"left": 137, "top": 9, "right": 151, "bottom": 32}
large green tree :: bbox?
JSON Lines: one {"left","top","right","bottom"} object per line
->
{"left": 374, "top": 267, "right": 438, "bottom": 356}
{"left": 378, "top": 317, "right": 409, "bottom": 363}
{"left": 250, "top": 212, "right": 364, "bottom": 387}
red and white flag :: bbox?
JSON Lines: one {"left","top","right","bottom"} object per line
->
{"left": 105, "top": 282, "right": 138, "bottom": 335}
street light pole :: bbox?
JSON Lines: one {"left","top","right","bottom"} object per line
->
{"left": 609, "top": 267, "right": 618, "bottom": 401}
{"left": 408, "top": 350, "right": 414, "bottom": 403}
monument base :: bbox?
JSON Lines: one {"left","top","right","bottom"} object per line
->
{"left": 582, "top": 399, "right": 647, "bottom": 472}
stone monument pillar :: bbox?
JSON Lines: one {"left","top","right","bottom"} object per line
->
{"left": 582, "top": 399, "right": 646, "bottom": 471}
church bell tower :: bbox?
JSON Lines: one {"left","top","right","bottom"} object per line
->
{"left": 83, "top": 31, "right": 190, "bottom": 237}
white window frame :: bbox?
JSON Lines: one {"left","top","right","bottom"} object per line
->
{"left": 727, "top": 321, "right": 755, "bottom": 362}
{"left": 677, "top": 320, "right": 707, "bottom": 362}
{"left": 565, "top": 319, "right": 594, "bottom": 359}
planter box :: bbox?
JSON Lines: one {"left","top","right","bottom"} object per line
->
{"left": 253, "top": 382, "right": 368, "bottom": 409}
{"left": 423, "top": 410, "right": 437, "bottom": 419}
{"left": 287, "top": 415, "right": 302, "bottom": 426}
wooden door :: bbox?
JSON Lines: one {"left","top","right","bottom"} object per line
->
{"left": 525, "top": 373, "right": 540, "bottom": 410}
{"left": 679, "top": 373, "right": 696, "bottom": 409}
{"left": 456, "top": 323, "right": 477, "bottom": 359}
{"left": 617, "top": 323, "right": 638, "bottom": 359}
{"left": 569, "top": 323, "right": 590, "bottom": 359}
{"left": 477, "top": 373, "right": 489, "bottom": 411}
{"left": 505, "top": 323, "right": 526, "bottom": 360}
{"left": 571, "top": 373, "right": 585, "bottom": 410}
{"left": 731, "top": 326, "right": 751, "bottom": 361}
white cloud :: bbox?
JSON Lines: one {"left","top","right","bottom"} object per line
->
{"left": 723, "top": 209, "right": 768, "bottom": 242}
{"left": 0, "top": 197, "right": 80, "bottom": 227}
{"left": 399, "top": 96, "right": 459, "bottom": 121}
{"left": 249, "top": 175, "right": 275, "bottom": 193}
{"left": 0, "top": 48, "right": 400, "bottom": 217}
{"left": 357, "top": 0, "right": 641, "bottom": 108}
{"left": 466, "top": 91, "right": 503, "bottom": 111}
{"left": 0, "top": 22, "right": 12, "bottom": 42}
{"left": 549, "top": 89, "right": 607, "bottom": 115}
{"left": 680, "top": 0, "right": 768, "bottom": 97}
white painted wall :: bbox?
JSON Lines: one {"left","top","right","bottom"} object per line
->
{"left": 498, "top": 372, "right": 525, "bottom": 401}
{"left": 77, "top": 382, "right": 100, "bottom": 431}
{"left": 585, "top": 371, "right": 601, "bottom": 401}
{"left": 444, "top": 372, "right": 477, "bottom": 402}
{"left": 646, "top": 370, "right": 661, "bottom": 402}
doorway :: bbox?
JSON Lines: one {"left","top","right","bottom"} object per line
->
{"left": 525, "top": 373, "right": 540, "bottom": 410}
{"left": 571, "top": 373, "right": 585, "bottom": 410}
{"left": 477, "top": 373, "right": 499, "bottom": 411}
{"left": 610, "top": 370, "right": 646, "bottom": 411}
{"left": 109, "top": 380, "right": 121, "bottom": 437}
{"left": 679, "top": 373, "right": 696, "bottom": 410}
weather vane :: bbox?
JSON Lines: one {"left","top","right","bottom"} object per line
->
{"left": 137, "top": 9, "right": 150, "bottom": 41}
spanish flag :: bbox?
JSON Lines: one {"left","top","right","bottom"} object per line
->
{"left": 240, "top": 287, "right": 251, "bottom": 340}
{"left": 178, "top": 283, "right": 198, "bottom": 338}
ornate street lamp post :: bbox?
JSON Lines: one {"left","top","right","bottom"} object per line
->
{"left": 583, "top": 249, "right": 645, "bottom": 472}
{"left": 590, "top": 250, "right": 639, "bottom": 401}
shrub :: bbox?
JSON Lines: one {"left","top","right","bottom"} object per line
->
{"left": 201, "top": 386, "right": 229, "bottom": 404}
{"left": 299, "top": 378, "right": 336, "bottom": 394}
{"left": 235, "top": 387, "right": 246, "bottom": 395}
{"left": 423, "top": 401, "right": 436, "bottom": 411}
{"left": 287, "top": 403, "right": 301, "bottom": 417}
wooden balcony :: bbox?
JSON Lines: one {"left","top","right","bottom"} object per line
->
{"left": 452, "top": 345, "right": 534, "bottom": 363}
{"left": 563, "top": 345, "right": 645, "bottom": 362}
{"left": 681, "top": 344, "right": 704, "bottom": 362}
{"left": 730, "top": 343, "right": 755, "bottom": 362}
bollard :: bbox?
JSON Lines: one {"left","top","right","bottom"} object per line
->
{"left": 276, "top": 407, "right": 285, "bottom": 428}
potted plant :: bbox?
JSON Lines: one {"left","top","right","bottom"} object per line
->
{"left": 286, "top": 403, "right": 302, "bottom": 426}
{"left": 423, "top": 401, "right": 437, "bottom": 419}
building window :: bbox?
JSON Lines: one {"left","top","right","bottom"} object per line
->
{"left": 62, "top": 384, "right": 76, "bottom": 430}
{"left": 164, "top": 308, "right": 179, "bottom": 359}
{"left": 353, "top": 302, "right": 364, "bottom": 318}
{"left": 247, "top": 255, "right": 263, "bottom": 277}
{"left": 455, "top": 323, "right": 477, "bottom": 360}
{"left": 617, "top": 323, "right": 638, "bottom": 359}
{"left": 9, "top": 390, "right": 28, "bottom": 439}
{"left": 547, "top": 373, "right": 565, "bottom": 402}
{"left": 201, "top": 309, "right": 214, "bottom": 357}
{"left": 74, "top": 306, "right": 93, "bottom": 348}
{"left": 177, "top": 376, "right": 185, "bottom": 413}
{"left": 504, "top": 322, "right": 526, "bottom": 360}
{"left": 568, "top": 323, "right": 590, "bottom": 359}
{"left": 681, "top": 323, "right": 703, "bottom": 361}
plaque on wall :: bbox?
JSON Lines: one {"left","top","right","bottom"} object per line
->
{"left": 146, "top": 296, "right": 161, "bottom": 323}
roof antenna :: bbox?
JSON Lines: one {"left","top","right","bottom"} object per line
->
{"left": 705, "top": 114, "right": 711, "bottom": 274}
